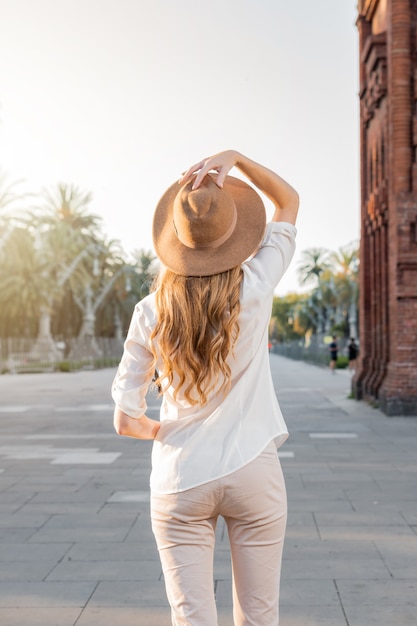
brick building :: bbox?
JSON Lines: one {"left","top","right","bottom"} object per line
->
{"left": 353, "top": 0, "right": 417, "bottom": 415}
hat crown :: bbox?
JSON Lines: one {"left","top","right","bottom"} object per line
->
{"left": 173, "top": 176, "right": 237, "bottom": 250}
{"left": 187, "top": 187, "right": 211, "bottom": 217}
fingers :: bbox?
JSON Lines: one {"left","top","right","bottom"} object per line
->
{"left": 215, "top": 167, "right": 228, "bottom": 189}
{"left": 178, "top": 160, "right": 206, "bottom": 186}
{"left": 192, "top": 163, "right": 219, "bottom": 190}
{"left": 178, "top": 151, "right": 236, "bottom": 190}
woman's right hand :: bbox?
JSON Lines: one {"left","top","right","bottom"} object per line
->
{"left": 179, "top": 149, "right": 299, "bottom": 224}
{"left": 179, "top": 150, "right": 241, "bottom": 190}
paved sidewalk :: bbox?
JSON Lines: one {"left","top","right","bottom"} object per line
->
{"left": 0, "top": 356, "right": 416, "bottom": 625}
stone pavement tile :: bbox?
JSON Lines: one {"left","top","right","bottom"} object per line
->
{"left": 318, "top": 525, "right": 416, "bottom": 541}
{"left": 0, "top": 581, "right": 96, "bottom": 607}
{"left": 401, "top": 511, "right": 417, "bottom": 525}
{"left": 0, "top": 607, "right": 82, "bottom": 626}
{"left": 286, "top": 511, "right": 317, "bottom": 528}
{"left": 373, "top": 538, "right": 417, "bottom": 578}
{"left": 89, "top": 580, "right": 168, "bottom": 606}
{"left": 286, "top": 490, "right": 351, "bottom": 504}
{"left": 213, "top": 557, "right": 232, "bottom": 580}
{"left": 46, "top": 559, "right": 162, "bottom": 581}
{"left": 27, "top": 525, "right": 129, "bottom": 543}
{"left": 374, "top": 480, "right": 417, "bottom": 496}
{"left": 213, "top": 580, "right": 232, "bottom": 607}
{"left": 40, "top": 512, "right": 138, "bottom": 529}
{"left": 18, "top": 472, "right": 90, "bottom": 487}
{"left": 2, "top": 478, "right": 89, "bottom": 495}
{"left": 0, "top": 528, "right": 35, "bottom": 543}
{"left": 285, "top": 526, "right": 321, "bottom": 541}
{"left": 281, "top": 579, "right": 341, "bottom": 607}
{"left": 0, "top": 560, "right": 64, "bottom": 582}
{"left": 280, "top": 473, "right": 305, "bottom": 490}
{"left": 279, "top": 604, "right": 349, "bottom": 625}
{"left": 336, "top": 579, "right": 417, "bottom": 606}
{"left": 0, "top": 513, "right": 50, "bottom": 528}
{"left": 124, "top": 517, "right": 159, "bottom": 543}
{"left": 349, "top": 499, "right": 417, "bottom": 514}
{"left": 26, "top": 487, "right": 115, "bottom": 504}
{"left": 66, "top": 541, "right": 158, "bottom": 561}
{"left": 328, "top": 461, "right": 396, "bottom": 473}
{"left": 100, "top": 502, "right": 151, "bottom": 515}
{"left": 286, "top": 498, "right": 354, "bottom": 513}
{"left": 217, "top": 610, "right": 234, "bottom": 626}
{"left": 344, "top": 606, "right": 417, "bottom": 625}
{"left": 0, "top": 476, "right": 23, "bottom": 491}
{"left": 217, "top": 578, "right": 341, "bottom": 608}
{"left": 75, "top": 606, "right": 172, "bottom": 626}
{"left": 314, "top": 510, "right": 408, "bottom": 526}
{"left": 282, "top": 557, "right": 390, "bottom": 580}
{"left": 283, "top": 538, "right": 379, "bottom": 560}
{"left": 18, "top": 501, "right": 103, "bottom": 514}
{"left": 0, "top": 542, "right": 71, "bottom": 562}
{"left": 0, "top": 497, "right": 33, "bottom": 515}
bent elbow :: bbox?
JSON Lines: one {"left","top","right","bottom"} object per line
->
{"left": 113, "top": 410, "right": 130, "bottom": 436}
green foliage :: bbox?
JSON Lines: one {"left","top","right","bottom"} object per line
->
{"left": 0, "top": 178, "right": 157, "bottom": 345}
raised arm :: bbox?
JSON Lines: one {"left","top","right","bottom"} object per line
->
{"left": 179, "top": 150, "right": 299, "bottom": 225}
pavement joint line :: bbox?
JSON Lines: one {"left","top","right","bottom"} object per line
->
{"left": 333, "top": 579, "right": 350, "bottom": 626}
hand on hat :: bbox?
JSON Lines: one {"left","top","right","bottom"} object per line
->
{"left": 179, "top": 150, "right": 240, "bottom": 191}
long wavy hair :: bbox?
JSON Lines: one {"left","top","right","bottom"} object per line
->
{"left": 150, "top": 266, "right": 243, "bottom": 406}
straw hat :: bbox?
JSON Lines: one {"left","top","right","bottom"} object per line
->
{"left": 152, "top": 174, "right": 266, "bottom": 276}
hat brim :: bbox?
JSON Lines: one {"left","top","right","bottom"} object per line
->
{"left": 152, "top": 174, "right": 266, "bottom": 276}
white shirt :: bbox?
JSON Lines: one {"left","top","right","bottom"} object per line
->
{"left": 112, "top": 221, "right": 297, "bottom": 494}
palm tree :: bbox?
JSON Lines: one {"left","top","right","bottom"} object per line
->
{"left": 130, "top": 249, "right": 158, "bottom": 298}
{"left": 40, "top": 183, "right": 100, "bottom": 234}
{"left": 0, "top": 227, "right": 45, "bottom": 337}
{"left": 29, "top": 183, "right": 103, "bottom": 358}
{"left": 297, "top": 248, "right": 333, "bottom": 333}
{"left": 297, "top": 248, "right": 332, "bottom": 286}
{"left": 329, "top": 242, "right": 359, "bottom": 338}
{"left": 0, "top": 170, "right": 31, "bottom": 255}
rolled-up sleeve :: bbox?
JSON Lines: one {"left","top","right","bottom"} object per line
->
{"left": 243, "top": 221, "right": 297, "bottom": 294}
{"left": 111, "top": 303, "right": 155, "bottom": 418}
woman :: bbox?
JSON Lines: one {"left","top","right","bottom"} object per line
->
{"left": 112, "top": 150, "right": 299, "bottom": 625}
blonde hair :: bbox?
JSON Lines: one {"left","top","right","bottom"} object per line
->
{"left": 150, "top": 266, "right": 243, "bottom": 406}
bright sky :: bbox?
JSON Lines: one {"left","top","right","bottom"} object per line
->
{"left": 0, "top": 0, "right": 359, "bottom": 295}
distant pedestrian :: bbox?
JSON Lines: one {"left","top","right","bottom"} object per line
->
{"left": 348, "top": 337, "right": 358, "bottom": 372}
{"left": 112, "top": 150, "right": 299, "bottom": 625}
{"left": 329, "top": 335, "right": 338, "bottom": 373}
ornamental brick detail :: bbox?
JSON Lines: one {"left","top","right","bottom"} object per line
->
{"left": 354, "top": 0, "right": 417, "bottom": 415}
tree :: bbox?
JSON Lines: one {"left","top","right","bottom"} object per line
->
{"left": 297, "top": 248, "right": 332, "bottom": 286}
{"left": 0, "top": 170, "right": 31, "bottom": 257}
{"left": 271, "top": 293, "right": 311, "bottom": 342}
{"left": 28, "top": 183, "right": 103, "bottom": 357}
{"left": 297, "top": 248, "right": 333, "bottom": 334}
{"left": 327, "top": 242, "right": 359, "bottom": 337}
{"left": 0, "top": 227, "right": 43, "bottom": 337}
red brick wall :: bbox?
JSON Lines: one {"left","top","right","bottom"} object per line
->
{"left": 354, "top": 0, "right": 417, "bottom": 415}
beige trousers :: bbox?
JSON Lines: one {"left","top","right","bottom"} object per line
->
{"left": 151, "top": 442, "right": 287, "bottom": 626}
